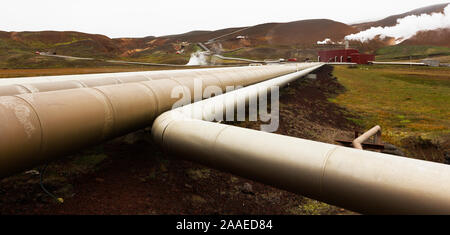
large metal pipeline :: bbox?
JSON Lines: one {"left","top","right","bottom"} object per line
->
{"left": 151, "top": 65, "right": 450, "bottom": 214}
{"left": 0, "top": 63, "right": 320, "bottom": 178}
{"left": 0, "top": 64, "right": 315, "bottom": 97}
{"left": 0, "top": 68, "right": 217, "bottom": 85}
{"left": 2, "top": 62, "right": 449, "bottom": 214}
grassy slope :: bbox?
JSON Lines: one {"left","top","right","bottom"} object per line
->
{"left": 0, "top": 36, "right": 192, "bottom": 68}
{"left": 1, "top": 33, "right": 93, "bottom": 68}
{"left": 331, "top": 65, "right": 450, "bottom": 150}
{"left": 376, "top": 45, "right": 450, "bottom": 62}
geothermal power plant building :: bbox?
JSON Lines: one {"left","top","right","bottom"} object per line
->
{"left": 318, "top": 49, "right": 375, "bottom": 64}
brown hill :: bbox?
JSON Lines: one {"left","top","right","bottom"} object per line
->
{"left": 0, "top": 19, "right": 356, "bottom": 59}
{"left": 402, "top": 28, "right": 450, "bottom": 48}
{"left": 1, "top": 3, "right": 448, "bottom": 68}
{"left": 353, "top": 3, "right": 449, "bottom": 30}
{"left": 161, "top": 19, "right": 357, "bottom": 48}
{"left": 0, "top": 31, "right": 124, "bottom": 58}
{"left": 254, "top": 19, "right": 357, "bottom": 46}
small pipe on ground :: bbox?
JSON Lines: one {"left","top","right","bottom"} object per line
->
{"left": 353, "top": 125, "right": 381, "bottom": 150}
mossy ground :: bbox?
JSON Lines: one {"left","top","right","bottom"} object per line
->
{"left": 332, "top": 65, "right": 450, "bottom": 162}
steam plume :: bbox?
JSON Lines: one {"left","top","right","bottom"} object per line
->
{"left": 345, "top": 4, "right": 450, "bottom": 44}
{"left": 317, "top": 38, "right": 335, "bottom": 45}
{"left": 187, "top": 51, "right": 209, "bottom": 66}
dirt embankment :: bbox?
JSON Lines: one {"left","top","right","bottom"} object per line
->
{"left": 0, "top": 66, "right": 359, "bottom": 215}
{"left": 232, "top": 65, "right": 358, "bottom": 143}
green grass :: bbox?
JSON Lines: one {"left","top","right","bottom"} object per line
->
{"left": 72, "top": 153, "right": 108, "bottom": 168}
{"left": 376, "top": 45, "right": 450, "bottom": 61}
{"left": 332, "top": 65, "right": 450, "bottom": 144}
{"left": 66, "top": 151, "right": 109, "bottom": 176}
{"left": 288, "top": 198, "right": 337, "bottom": 215}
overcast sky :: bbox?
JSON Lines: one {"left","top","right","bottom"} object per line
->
{"left": 1, "top": 0, "right": 449, "bottom": 38}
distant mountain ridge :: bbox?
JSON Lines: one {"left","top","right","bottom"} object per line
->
{"left": 0, "top": 3, "right": 448, "bottom": 68}
{"left": 0, "top": 19, "right": 357, "bottom": 59}
{"left": 352, "top": 3, "right": 449, "bottom": 30}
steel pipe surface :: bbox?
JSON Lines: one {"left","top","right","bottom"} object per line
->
{"left": 151, "top": 64, "right": 450, "bottom": 215}
{"left": 0, "top": 64, "right": 312, "bottom": 96}
{"left": 0, "top": 63, "right": 320, "bottom": 177}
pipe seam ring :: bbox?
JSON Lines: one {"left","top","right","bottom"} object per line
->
{"left": 211, "top": 125, "right": 232, "bottom": 152}
{"left": 320, "top": 146, "right": 340, "bottom": 198}
{"left": 167, "top": 78, "right": 191, "bottom": 101}
{"left": 138, "top": 82, "right": 160, "bottom": 115}
{"left": 15, "top": 84, "right": 33, "bottom": 94}
{"left": 158, "top": 115, "right": 182, "bottom": 152}
{"left": 73, "top": 80, "right": 88, "bottom": 88}
{"left": 12, "top": 95, "right": 44, "bottom": 156}
{"left": 90, "top": 88, "right": 116, "bottom": 140}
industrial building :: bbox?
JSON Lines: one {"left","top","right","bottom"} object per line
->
{"left": 318, "top": 49, "right": 375, "bottom": 64}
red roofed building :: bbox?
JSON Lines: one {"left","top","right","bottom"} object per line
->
{"left": 318, "top": 49, "right": 375, "bottom": 64}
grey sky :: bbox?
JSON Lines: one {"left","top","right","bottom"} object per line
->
{"left": 1, "top": 0, "right": 449, "bottom": 38}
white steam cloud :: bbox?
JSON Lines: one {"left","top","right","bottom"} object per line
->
{"left": 187, "top": 51, "right": 209, "bottom": 65}
{"left": 317, "top": 38, "right": 335, "bottom": 45}
{"left": 345, "top": 4, "right": 450, "bottom": 44}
